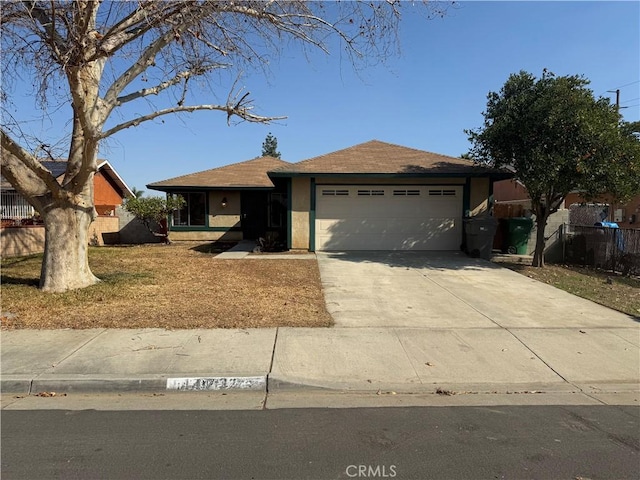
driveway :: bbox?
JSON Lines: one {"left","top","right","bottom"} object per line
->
{"left": 316, "top": 251, "right": 637, "bottom": 329}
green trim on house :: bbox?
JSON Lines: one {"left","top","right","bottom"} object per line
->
{"left": 309, "top": 177, "right": 316, "bottom": 252}
{"left": 463, "top": 178, "right": 471, "bottom": 218}
{"left": 286, "top": 178, "right": 292, "bottom": 250}
{"left": 169, "top": 225, "right": 211, "bottom": 232}
{"left": 315, "top": 182, "right": 465, "bottom": 187}
{"left": 488, "top": 179, "right": 495, "bottom": 212}
{"left": 269, "top": 172, "right": 513, "bottom": 180}
{"left": 169, "top": 226, "right": 242, "bottom": 232}
{"left": 211, "top": 226, "right": 242, "bottom": 232}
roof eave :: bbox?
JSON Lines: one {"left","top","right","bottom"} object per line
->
{"left": 268, "top": 171, "right": 514, "bottom": 179}
{"left": 97, "top": 160, "right": 135, "bottom": 198}
{"left": 146, "top": 185, "right": 276, "bottom": 192}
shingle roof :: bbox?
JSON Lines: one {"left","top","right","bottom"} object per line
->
{"left": 147, "top": 156, "right": 290, "bottom": 190}
{"left": 1, "top": 159, "right": 133, "bottom": 197}
{"left": 269, "top": 140, "right": 499, "bottom": 176}
{"left": 41, "top": 160, "right": 69, "bottom": 179}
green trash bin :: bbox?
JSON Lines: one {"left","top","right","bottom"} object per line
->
{"left": 505, "top": 217, "right": 533, "bottom": 254}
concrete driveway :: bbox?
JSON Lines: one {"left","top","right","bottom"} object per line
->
{"left": 316, "top": 251, "right": 637, "bottom": 329}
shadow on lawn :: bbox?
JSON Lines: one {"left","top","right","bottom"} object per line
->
{"left": 1, "top": 275, "right": 39, "bottom": 287}
{"left": 191, "top": 241, "right": 237, "bottom": 254}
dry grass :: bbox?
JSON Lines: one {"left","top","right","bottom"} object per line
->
{"left": 1, "top": 243, "right": 333, "bottom": 329}
{"left": 502, "top": 262, "right": 640, "bottom": 318}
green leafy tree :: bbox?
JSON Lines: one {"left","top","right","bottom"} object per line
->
{"left": 131, "top": 187, "right": 145, "bottom": 199}
{"left": 467, "top": 70, "right": 640, "bottom": 267}
{"left": 261, "top": 132, "right": 281, "bottom": 158}
{"left": 123, "top": 195, "right": 185, "bottom": 244}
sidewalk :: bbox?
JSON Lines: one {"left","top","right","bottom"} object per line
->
{"left": 2, "top": 324, "right": 638, "bottom": 405}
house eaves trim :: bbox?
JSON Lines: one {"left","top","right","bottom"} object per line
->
{"left": 268, "top": 171, "right": 514, "bottom": 180}
{"left": 97, "top": 160, "right": 135, "bottom": 198}
{"left": 147, "top": 185, "right": 275, "bottom": 192}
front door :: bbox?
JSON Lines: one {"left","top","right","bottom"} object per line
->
{"left": 241, "top": 191, "right": 268, "bottom": 240}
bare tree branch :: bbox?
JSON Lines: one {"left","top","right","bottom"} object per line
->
{"left": 115, "top": 64, "right": 226, "bottom": 105}
{"left": 100, "top": 99, "right": 285, "bottom": 139}
{"left": 101, "top": 24, "right": 185, "bottom": 113}
{"left": 22, "top": 0, "right": 66, "bottom": 61}
{"left": 1, "top": 129, "right": 62, "bottom": 197}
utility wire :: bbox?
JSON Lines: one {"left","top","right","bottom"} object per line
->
{"left": 599, "top": 80, "right": 640, "bottom": 97}
{"left": 613, "top": 80, "right": 640, "bottom": 90}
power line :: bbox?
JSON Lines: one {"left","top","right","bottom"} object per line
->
{"left": 599, "top": 80, "right": 640, "bottom": 97}
{"left": 613, "top": 80, "right": 640, "bottom": 90}
{"left": 621, "top": 97, "right": 640, "bottom": 104}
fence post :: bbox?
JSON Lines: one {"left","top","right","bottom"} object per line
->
{"left": 560, "top": 223, "right": 565, "bottom": 264}
{"left": 612, "top": 228, "right": 617, "bottom": 274}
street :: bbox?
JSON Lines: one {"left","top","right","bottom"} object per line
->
{"left": 2, "top": 400, "right": 638, "bottom": 479}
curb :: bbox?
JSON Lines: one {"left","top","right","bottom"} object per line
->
{"left": 1, "top": 375, "right": 268, "bottom": 395}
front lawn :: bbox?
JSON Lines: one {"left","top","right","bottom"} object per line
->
{"left": 1, "top": 243, "right": 333, "bottom": 329}
{"left": 502, "top": 262, "right": 640, "bottom": 318}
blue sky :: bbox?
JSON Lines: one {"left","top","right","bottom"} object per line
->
{"left": 7, "top": 1, "right": 640, "bottom": 194}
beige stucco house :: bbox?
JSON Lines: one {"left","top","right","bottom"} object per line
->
{"left": 147, "top": 140, "right": 512, "bottom": 251}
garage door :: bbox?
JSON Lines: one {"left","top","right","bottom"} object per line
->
{"left": 315, "top": 185, "right": 463, "bottom": 251}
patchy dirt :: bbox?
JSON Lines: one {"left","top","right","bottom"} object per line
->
{"left": 501, "top": 262, "right": 640, "bottom": 318}
{"left": 1, "top": 243, "right": 333, "bottom": 329}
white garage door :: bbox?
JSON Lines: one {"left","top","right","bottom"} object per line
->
{"left": 315, "top": 185, "right": 463, "bottom": 251}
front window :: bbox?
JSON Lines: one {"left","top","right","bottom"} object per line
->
{"left": 172, "top": 192, "right": 206, "bottom": 226}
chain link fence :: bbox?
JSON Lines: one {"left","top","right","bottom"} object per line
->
{"left": 563, "top": 224, "right": 640, "bottom": 276}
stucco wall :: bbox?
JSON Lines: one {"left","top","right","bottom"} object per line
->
{"left": 1, "top": 225, "right": 45, "bottom": 257}
{"left": 168, "top": 230, "right": 242, "bottom": 242}
{"left": 527, "top": 209, "right": 569, "bottom": 261}
{"left": 470, "top": 177, "right": 490, "bottom": 216}
{"left": 291, "top": 177, "right": 310, "bottom": 250}
{"left": 117, "top": 206, "right": 164, "bottom": 244}
{"left": 208, "top": 191, "right": 241, "bottom": 228}
{"left": 88, "top": 215, "right": 120, "bottom": 245}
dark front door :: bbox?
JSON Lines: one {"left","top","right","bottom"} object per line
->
{"left": 241, "top": 191, "right": 268, "bottom": 240}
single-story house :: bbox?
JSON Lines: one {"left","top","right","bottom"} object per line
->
{"left": 1, "top": 159, "right": 134, "bottom": 256}
{"left": 1, "top": 159, "right": 134, "bottom": 221}
{"left": 147, "top": 140, "right": 513, "bottom": 251}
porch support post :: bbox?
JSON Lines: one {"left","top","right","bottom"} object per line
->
{"left": 309, "top": 177, "right": 316, "bottom": 252}
{"left": 287, "top": 178, "right": 292, "bottom": 250}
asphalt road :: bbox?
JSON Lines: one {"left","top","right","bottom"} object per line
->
{"left": 2, "top": 405, "right": 638, "bottom": 480}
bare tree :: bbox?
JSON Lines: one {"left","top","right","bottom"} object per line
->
{"left": 1, "top": 1, "right": 448, "bottom": 292}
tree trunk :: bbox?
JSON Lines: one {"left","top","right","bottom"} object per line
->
{"left": 40, "top": 204, "right": 100, "bottom": 292}
{"left": 532, "top": 210, "right": 549, "bottom": 268}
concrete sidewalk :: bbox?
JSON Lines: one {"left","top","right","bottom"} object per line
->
{"left": 2, "top": 324, "right": 638, "bottom": 404}
{"left": 2, "top": 251, "right": 638, "bottom": 404}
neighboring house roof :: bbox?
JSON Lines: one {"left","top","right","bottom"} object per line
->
{"left": 147, "top": 156, "right": 290, "bottom": 190}
{"left": 1, "top": 159, "right": 134, "bottom": 198}
{"left": 41, "top": 160, "right": 69, "bottom": 179}
{"left": 269, "top": 140, "right": 511, "bottom": 177}
{"left": 96, "top": 160, "right": 134, "bottom": 198}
